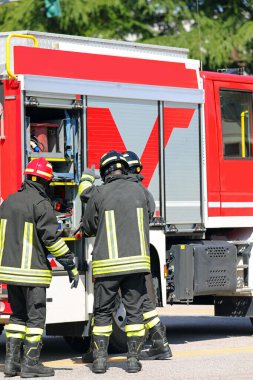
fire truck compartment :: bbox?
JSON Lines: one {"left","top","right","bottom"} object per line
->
{"left": 168, "top": 241, "right": 237, "bottom": 302}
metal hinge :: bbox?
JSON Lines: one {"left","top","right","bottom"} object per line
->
{"left": 72, "top": 99, "right": 84, "bottom": 109}
{"left": 25, "top": 96, "right": 40, "bottom": 107}
{"left": 0, "top": 103, "right": 5, "bottom": 140}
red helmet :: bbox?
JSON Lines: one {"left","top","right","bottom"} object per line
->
{"left": 24, "top": 158, "right": 53, "bottom": 181}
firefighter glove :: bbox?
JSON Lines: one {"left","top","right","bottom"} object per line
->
{"left": 80, "top": 167, "right": 100, "bottom": 183}
{"left": 68, "top": 267, "right": 79, "bottom": 288}
{"left": 56, "top": 251, "right": 76, "bottom": 271}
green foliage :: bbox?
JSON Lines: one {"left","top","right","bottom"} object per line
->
{"left": 0, "top": 0, "right": 253, "bottom": 72}
{"left": 141, "top": 1, "right": 253, "bottom": 72}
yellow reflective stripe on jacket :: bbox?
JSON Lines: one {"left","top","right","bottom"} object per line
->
{"left": 47, "top": 239, "right": 63, "bottom": 251}
{"left": 0, "top": 219, "right": 7, "bottom": 266}
{"left": 80, "top": 174, "right": 95, "bottom": 182}
{"left": 46, "top": 238, "right": 69, "bottom": 257}
{"left": 26, "top": 327, "right": 44, "bottom": 336}
{"left": 92, "top": 255, "right": 150, "bottom": 268}
{"left": 78, "top": 181, "right": 93, "bottom": 197}
{"left": 143, "top": 310, "right": 158, "bottom": 320}
{"left": 92, "top": 261, "right": 150, "bottom": 276}
{"left": 137, "top": 208, "right": 147, "bottom": 256}
{"left": 93, "top": 264, "right": 150, "bottom": 276}
{"left": 0, "top": 266, "right": 52, "bottom": 277}
{"left": 6, "top": 324, "right": 27, "bottom": 333}
{"left": 21, "top": 222, "right": 33, "bottom": 269}
{"left": 105, "top": 210, "right": 118, "bottom": 260}
{"left": 0, "top": 273, "right": 51, "bottom": 285}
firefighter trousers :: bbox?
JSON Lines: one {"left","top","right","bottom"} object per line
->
{"left": 93, "top": 273, "right": 147, "bottom": 337}
{"left": 6, "top": 285, "right": 46, "bottom": 340}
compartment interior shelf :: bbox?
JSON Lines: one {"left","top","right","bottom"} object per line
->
{"left": 50, "top": 182, "right": 77, "bottom": 186}
{"left": 30, "top": 157, "right": 74, "bottom": 162}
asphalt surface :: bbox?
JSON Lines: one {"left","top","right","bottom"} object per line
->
{"left": 0, "top": 305, "right": 253, "bottom": 379}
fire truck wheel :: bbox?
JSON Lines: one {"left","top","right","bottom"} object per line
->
{"left": 109, "top": 293, "right": 149, "bottom": 353}
{"left": 145, "top": 273, "right": 157, "bottom": 305}
{"left": 152, "top": 276, "right": 162, "bottom": 306}
{"left": 64, "top": 336, "right": 91, "bottom": 353}
{"left": 109, "top": 294, "right": 127, "bottom": 353}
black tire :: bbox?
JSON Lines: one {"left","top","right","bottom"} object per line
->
{"left": 109, "top": 295, "right": 127, "bottom": 353}
{"left": 109, "top": 293, "right": 149, "bottom": 353}
{"left": 145, "top": 273, "right": 156, "bottom": 305}
{"left": 64, "top": 336, "right": 91, "bottom": 353}
{"left": 152, "top": 276, "right": 162, "bottom": 306}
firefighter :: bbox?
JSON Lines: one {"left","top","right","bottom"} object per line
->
{"left": 81, "top": 150, "right": 152, "bottom": 374}
{"left": 0, "top": 157, "right": 79, "bottom": 378}
{"left": 79, "top": 152, "right": 172, "bottom": 362}
{"left": 122, "top": 150, "right": 172, "bottom": 360}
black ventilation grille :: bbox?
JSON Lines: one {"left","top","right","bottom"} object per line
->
{"left": 193, "top": 242, "right": 237, "bottom": 295}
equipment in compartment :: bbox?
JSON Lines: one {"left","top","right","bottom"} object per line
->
{"left": 49, "top": 185, "right": 75, "bottom": 237}
{"left": 25, "top": 106, "right": 81, "bottom": 182}
{"left": 30, "top": 122, "right": 60, "bottom": 153}
{"left": 24, "top": 103, "right": 82, "bottom": 238}
{"left": 50, "top": 160, "right": 75, "bottom": 182}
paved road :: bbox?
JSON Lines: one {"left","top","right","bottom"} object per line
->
{"left": 0, "top": 305, "right": 253, "bottom": 380}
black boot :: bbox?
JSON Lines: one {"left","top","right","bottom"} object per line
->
{"left": 126, "top": 336, "right": 144, "bottom": 373}
{"left": 82, "top": 338, "right": 93, "bottom": 363}
{"left": 4, "top": 337, "right": 22, "bottom": 377}
{"left": 140, "top": 322, "right": 172, "bottom": 360}
{"left": 21, "top": 341, "right": 54, "bottom": 378}
{"left": 82, "top": 349, "right": 93, "bottom": 363}
{"left": 92, "top": 335, "right": 109, "bottom": 374}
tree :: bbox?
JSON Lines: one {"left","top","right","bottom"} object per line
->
{"left": 0, "top": 0, "right": 156, "bottom": 38}
{"left": 0, "top": 0, "right": 253, "bottom": 72}
{"left": 141, "top": 1, "right": 253, "bottom": 72}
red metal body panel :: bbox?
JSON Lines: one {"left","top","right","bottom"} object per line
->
{"left": 14, "top": 46, "right": 198, "bottom": 88}
{"left": 5, "top": 44, "right": 253, "bottom": 220}
{"left": 87, "top": 107, "right": 195, "bottom": 188}
{"left": 201, "top": 72, "right": 221, "bottom": 217}
{"left": 0, "top": 80, "right": 22, "bottom": 202}
{"left": 202, "top": 71, "right": 253, "bottom": 217}
{"left": 87, "top": 107, "right": 127, "bottom": 168}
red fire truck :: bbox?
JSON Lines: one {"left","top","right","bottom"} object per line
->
{"left": 0, "top": 31, "right": 253, "bottom": 351}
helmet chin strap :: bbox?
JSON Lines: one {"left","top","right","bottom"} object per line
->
{"left": 107, "top": 169, "right": 122, "bottom": 176}
{"left": 26, "top": 176, "right": 50, "bottom": 191}
{"left": 104, "top": 168, "right": 127, "bottom": 182}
